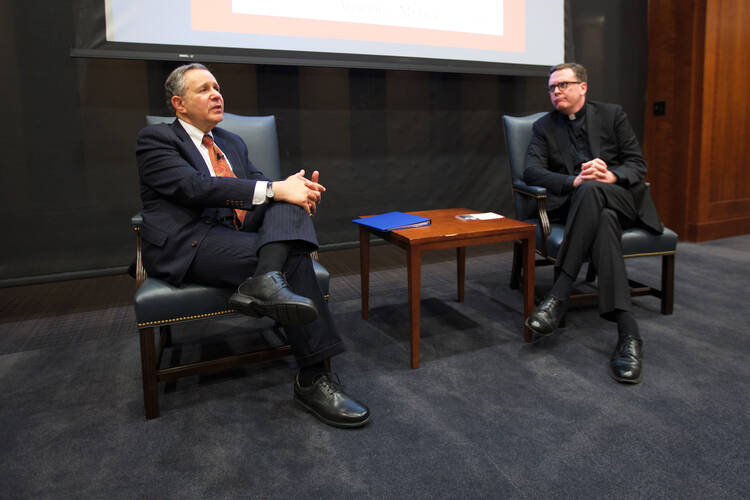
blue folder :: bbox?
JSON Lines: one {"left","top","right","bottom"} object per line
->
{"left": 353, "top": 211, "right": 431, "bottom": 231}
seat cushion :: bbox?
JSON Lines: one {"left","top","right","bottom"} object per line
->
{"left": 530, "top": 221, "right": 678, "bottom": 260}
{"left": 134, "top": 278, "right": 234, "bottom": 327}
{"left": 135, "top": 260, "right": 331, "bottom": 327}
{"left": 621, "top": 227, "right": 678, "bottom": 256}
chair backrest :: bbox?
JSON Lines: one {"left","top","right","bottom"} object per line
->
{"left": 502, "top": 112, "right": 547, "bottom": 180}
{"left": 145, "top": 113, "right": 282, "bottom": 180}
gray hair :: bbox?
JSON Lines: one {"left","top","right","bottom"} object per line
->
{"left": 165, "top": 63, "right": 209, "bottom": 111}
{"left": 549, "top": 62, "right": 588, "bottom": 83}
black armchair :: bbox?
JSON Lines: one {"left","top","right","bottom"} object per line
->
{"left": 502, "top": 113, "right": 677, "bottom": 315}
{"left": 133, "top": 114, "right": 330, "bottom": 419}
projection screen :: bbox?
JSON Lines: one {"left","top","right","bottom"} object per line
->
{"left": 72, "top": 0, "right": 565, "bottom": 75}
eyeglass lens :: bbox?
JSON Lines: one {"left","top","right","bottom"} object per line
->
{"left": 548, "top": 81, "right": 580, "bottom": 93}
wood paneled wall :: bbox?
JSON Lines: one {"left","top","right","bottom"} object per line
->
{"left": 644, "top": 0, "right": 750, "bottom": 241}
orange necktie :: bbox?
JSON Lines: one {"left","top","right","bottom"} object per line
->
{"left": 202, "top": 134, "right": 246, "bottom": 227}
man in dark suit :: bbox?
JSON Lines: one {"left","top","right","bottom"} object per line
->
{"left": 523, "top": 63, "right": 664, "bottom": 384}
{"left": 136, "top": 63, "right": 369, "bottom": 427}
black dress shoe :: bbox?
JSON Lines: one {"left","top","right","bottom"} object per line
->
{"left": 610, "top": 335, "right": 643, "bottom": 384}
{"left": 294, "top": 374, "right": 370, "bottom": 428}
{"left": 229, "top": 271, "right": 318, "bottom": 326}
{"left": 525, "top": 295, "right": 567, "bottom": 336}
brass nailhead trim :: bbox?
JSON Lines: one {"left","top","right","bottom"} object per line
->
{"left": 137, "top": 309, "right": 236, "bottom": 328}
{"left": 536, "top": 249, "right": 675, "bottom": 261}
{"left": 623, "top": 250, "right": 676, "bottom": 258}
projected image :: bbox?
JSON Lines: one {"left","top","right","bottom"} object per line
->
{"left": 230, "top": 0, "right": 504, "bottom": 35}
{"left": 193, "top": 0, "right": 523, "bottom": 53}
{"left": 103, "top": 0, "right": 563, "bottom": 70}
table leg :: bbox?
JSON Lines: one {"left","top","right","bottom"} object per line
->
{"left": 359, "top": 228, "right": 370, "bottom": 319}
{"left": 457, "top": 246, "right": 466, "bottom": 302}
{"left": 407, "top": 245, "right": 422, "bottom": 369}
{"left": 522, "top": 234, "right": 535, "bottom": 342}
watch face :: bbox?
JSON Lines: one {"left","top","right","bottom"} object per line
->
{"left": 266, "top": 182, "right": 274, "bottom": 198}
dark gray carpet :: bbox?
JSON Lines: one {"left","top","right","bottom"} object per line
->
{"left": 1, "top": 236, "right": 749, "bottom": 498}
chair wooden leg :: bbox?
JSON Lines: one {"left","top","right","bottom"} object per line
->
{"left": 509, "top": 241, "right": 523, "bottom": 290}
{"left": 661, "top": 254, "right": 675, "bottom": 315}
{"left": 139, "top": 326, "right": 160, "bottom": 419}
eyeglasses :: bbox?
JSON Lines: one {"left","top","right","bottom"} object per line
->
{"left": 548, "top": 81, "right": 582, "bottom": 93}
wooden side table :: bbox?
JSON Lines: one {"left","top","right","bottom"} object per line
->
{"left": 358, "top": 208, "right": 536, "bottom": 368}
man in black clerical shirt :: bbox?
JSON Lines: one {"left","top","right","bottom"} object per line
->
{"left": 523, "top": 63, "right": 665, "bottom": 383}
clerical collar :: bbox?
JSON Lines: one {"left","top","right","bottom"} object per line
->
{"left": 567, "top": 103, "right": 586, "bottom": 121}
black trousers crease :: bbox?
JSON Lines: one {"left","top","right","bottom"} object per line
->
{"left": 553, "top": 181, "right": 639, "bottom": 318}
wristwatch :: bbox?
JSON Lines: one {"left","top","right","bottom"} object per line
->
{"left": 265, "top": 181, "right": 274, "bottom": 200}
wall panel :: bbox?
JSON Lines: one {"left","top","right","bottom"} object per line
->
{"left": 645, "top": 0, "right": 750, "bottom": 241}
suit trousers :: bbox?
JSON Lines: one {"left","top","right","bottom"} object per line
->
{"left": 184, "top": 202, "right": 345, "bottom": 367}
{"left": 553, "top": 181, "right": 639, "bottom": 318}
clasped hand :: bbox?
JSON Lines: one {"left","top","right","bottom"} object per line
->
{"left": 272, "top": 169, "right": 325, "bottom": 215}
{"left": 573, "top": 158, "right": 617, "bottom": 187}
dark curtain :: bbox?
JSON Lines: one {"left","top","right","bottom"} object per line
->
{"left": 0, "top": 0, "right": 648, "bottom": 284}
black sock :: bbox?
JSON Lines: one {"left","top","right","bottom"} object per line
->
{"left": 549, "top": 270, "right": 574, "bottom": 302}
{"left": 298, "top": 361, "right": 328, "bottom": 386}
{"left": 615, "top": 310, "right": 640, "bottom": 340}
{"left": 254, "top": 242, "right": 291, "bottom": 277}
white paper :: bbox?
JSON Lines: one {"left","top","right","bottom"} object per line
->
{"left": 456, "top": 212, "right": 504, "bottom": 220}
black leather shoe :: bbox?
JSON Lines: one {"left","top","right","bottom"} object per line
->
{"left": 525, "top": 296, "right": 567, "bottom": 336}
{"left": 294, "top": 374, "right": 370, "bottom": 428}
{"left": 229, "top": 271, "right": 318, "bottom": 326}
{"left": 610, "top": 335, "right": 643, "bottom": 384}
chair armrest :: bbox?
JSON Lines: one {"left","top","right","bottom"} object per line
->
{"left": 511, "top": 180, "right": 551, "bottom": 255}
{"left": 132, "top": 213, "right": 143, "bottom": 229}
{"left": 512, "top": 179, "right": 548, "bottom": 198}
{"left": 132, "top": 212, "right": 147, "bottom": 288}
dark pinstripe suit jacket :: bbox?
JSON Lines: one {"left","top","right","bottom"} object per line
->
{"left": 136, "top": 119, "right": 269, "bottom": 285}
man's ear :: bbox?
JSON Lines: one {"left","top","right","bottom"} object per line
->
{"left": 171, "top": 95, "right": 185, "bottom": 114}
{"left": 580, "top": 82, "right": 588, "bottom": 96}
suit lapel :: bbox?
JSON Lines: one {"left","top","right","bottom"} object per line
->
{"left": 586, "top": 103, "right": 602, "bottom": 158}
{"left": 171, "top": 120, "right": 212, "bottom": 176}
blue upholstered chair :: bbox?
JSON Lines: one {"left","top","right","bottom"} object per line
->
{"left": 502, "top": 113, "right": 677, "bottom": 315}
{"left": 133, "top": 114, "right": 330, "bottom": 419}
